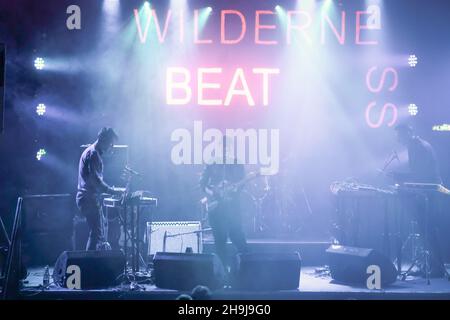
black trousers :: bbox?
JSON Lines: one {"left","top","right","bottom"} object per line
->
{"left": 76, "top": 194, "right": 107, "bottom": 251}
{"left": 208, "top": 200, "right": 247, "bottom": 271}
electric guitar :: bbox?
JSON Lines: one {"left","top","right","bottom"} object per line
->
{"left": 203, "top": 171, "right": 261, "bottom": 211}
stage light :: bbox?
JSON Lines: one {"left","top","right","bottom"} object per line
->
{"left": 408, "top": 54, "right": 418, "bottom": 67}
{"left": 102, "top": 0, "right": 121, "bottom": 34}
{"left": 275, "top": 5, "right": 285, "bottom": 16}
{"left": 171, "top": 0, "right": 187, "bottom": 11}
{"left": 408, "top": 103, "right": 418, "bottom": 116}
{"left": 195, "top": 6, "right": 213, "bottom": 33}
{"left": 103, "top": 0, "right": 120, "bottom": 11}
{"left": 322, "top": 0, "right": 333, "bottom": 12}
{"left": 298, "top": 0, "right": 316, "bottom": 12}
{"left": 34, "top": 57, "right": 45, "bottom": 70}
{"left": 36, "top": 103, "right": 46, "bottom": 116}
{"left": 432, "top": 124, "right": 450, "bottom": 132}
{"left": 321, "top": 0, "right": 333, "bottom": 14}
{"left": 102, "top": 0, "right": 120, "bottom": 17}
{"left": 144, "top": 1, "right": 150, "bottom": 9}
{"left": 274, "top": 5, "right": 286, "bottom": 26}
{"left": 36, "top": 149, "right": 47, "bottom": 161}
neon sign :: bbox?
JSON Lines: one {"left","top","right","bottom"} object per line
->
{"left": 134, "top": 8, "right": 381, "bottom": 46}
{"left": 166, "top": 67, "right": 280, "bottom": 106}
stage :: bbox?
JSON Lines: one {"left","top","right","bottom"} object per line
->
{"left": 2, "top": 0, "right": 450, "bottom": 303}
{"left": 15, "top": 240, "right": 450, "bottom": 300}
{"left": 19, "top": 265, "right": 450, "bottom": 300}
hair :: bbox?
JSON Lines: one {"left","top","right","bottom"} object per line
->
{"left": 394, "top": 123, "right": 413, "bottom": 135}
{"left": 97, "top": 127, "right": 118, "bottom": 143}
{"left": 191, "top": 285, "right": 212, "bottom": 300}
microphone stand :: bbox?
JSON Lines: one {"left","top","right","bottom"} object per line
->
{"left": 379, "top": 151, "right": 399, "bottom": 177}
{"left": 119, "top": 168, "right": 147, "bottom": 276}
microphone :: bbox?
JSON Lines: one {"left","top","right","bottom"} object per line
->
{"left": 379, "top": 150, "right": 400, "bottom": 176}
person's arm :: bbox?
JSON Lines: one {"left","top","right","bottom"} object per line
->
{"left": 235, "top": 164, "right": 246, "bottom": 192}
{"left": 88, "top": 152, "right": 115, "bottom": 194}
{"left": 428, "top": 146, "right": 442, "bottom": 184}
{"left": 200, "top": 165, "right": 214, "bottom": 196}
{"left": 237, "top": 164, "right": 245, "bottom": 180}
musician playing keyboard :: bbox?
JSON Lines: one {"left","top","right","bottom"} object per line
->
{"left": 391, "top": 124, "right": 446, "bottom": 277}
{"left": 76, "top": 127, "right": 123, "bottom": 251}
{"left": 391, "top": 124, "right": 442, "bottom": 184}
{"left": 200, "top": 136, "right": 248, "bottom": 279}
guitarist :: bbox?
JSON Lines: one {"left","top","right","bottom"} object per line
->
{"left": 200, "top": 137, "right": 248, "bottom": 276}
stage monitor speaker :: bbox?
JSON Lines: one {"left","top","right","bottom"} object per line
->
{"left": 0, "top": 43, "right": 5, "bottom": 133}
{"left": 153, "top": 252, "right": 224, "bottom": 290}
{"left": 147, "top": 221, "right": 203, "bottom": 255}
{"left": 326, "top": 245, "right": 397, "bottom": 286}
{"left": 235, "top": 252, "right": 301, "bottom": 291}
{"left": 52, "top": 250, "right": 125, "bottom": 289}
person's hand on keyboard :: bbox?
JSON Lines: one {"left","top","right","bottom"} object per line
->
{"left": 110, "top": 187, "right": 126, "bottom": 196}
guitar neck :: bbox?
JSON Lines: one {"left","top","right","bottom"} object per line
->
{"left": 209, "top": 172, "right": 259, "bottom": 190}
{"left": 234, "top": 173, "right": 259, "bottom": 188}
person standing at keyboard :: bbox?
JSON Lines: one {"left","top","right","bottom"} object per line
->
{"left": 392, "top": 124, "right": 446, "bottom": 277}
{"left": 392, "top": 124, "right": 442, "bottom": 184}
{"left": 76, "top": 127, "right": 122, "bottom": 251}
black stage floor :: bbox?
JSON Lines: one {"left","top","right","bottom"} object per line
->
{"left": 18, "top": 266, "right": 450, "bottom": 300}
{"left": 13, "top": 239, "right": 450, "bottom": 300}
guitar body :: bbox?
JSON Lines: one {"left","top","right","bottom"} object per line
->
{"left": 206, "top": 199, "right": 219, "bottom": 212}
{"left": 202, "top": 171, "right": 261, "bottom": 212}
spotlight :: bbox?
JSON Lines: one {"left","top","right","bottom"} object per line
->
{"left": 102, "top": 0, "right": 121, "bottom": 17}
{"left": 36, "top": 103, "right": 46, "bottom": 116}
{"left": 36, "top": 149, "right": 47, "bottom": 161}
{"left": 144, "top": 1, "right": 150, "bottom": 8}
{"left": 408, "top": 54, "right": 418, "bottom": 67}
{"left": 408, "top": 104, "right": 418, "bottom": 116}
{"left": 322, "top": 0, "right": 333, "bottom": 11}
{"left": 34, "top": 57, "right": 45, "bottom": 70}
{"left": 275, "top": 5, "right": 281, "bottom": 11}
{"left": 206, "top": 6, "right": 212, "bottom": 12}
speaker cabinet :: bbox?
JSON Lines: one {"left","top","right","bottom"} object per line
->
{"left": 22, "top": 194, "right": 76, "bottom": 266}
{"left": 235, "top": 252, "right": 302, "bottom": 291}
{"left": 53, "top": 250, "right": 125, "bottom": 289}
{"left": 153, "top": 252, "right": 224, "bottom": 290}
{"left": 326, "top": 245, "right": 397, "bottom": 285}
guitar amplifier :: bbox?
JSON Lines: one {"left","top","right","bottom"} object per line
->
{"left": 21, "top": 194, "right": 76, "bottom": 266}
{"left": 147, "top": 221, "right": 203, "bottom": 255}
